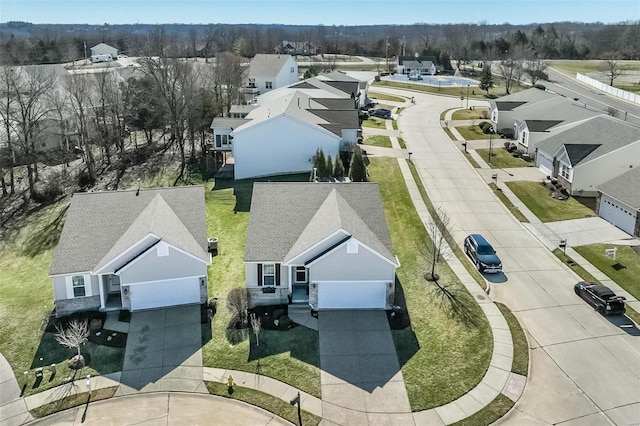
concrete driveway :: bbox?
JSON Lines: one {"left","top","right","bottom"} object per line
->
{"left": 319, "top": 310, "right": 413, "bottom": 425}
{"left": 118, "top": 305, "right": 206, "bottom": 394}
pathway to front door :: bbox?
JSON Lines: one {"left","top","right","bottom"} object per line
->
{"left": 318, "top": 310, "right": 414, "bottom": 425}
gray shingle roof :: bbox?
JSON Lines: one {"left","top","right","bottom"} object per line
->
{"left": 249, "top": 54, "right": 293, "bottom": 78}
{"left": 598, "top": 166, "right": 640, "bottom": 209}
{"left": 524, "top": 120, "right": 564, "bottom": 132}
{"left": 50, "top": 186, "right": 208, "bottom": 276}
{"left": 245, "top": 183, "right": 396, "bottom": 265}
{"left": 495, "top": 101, "right": 527, "bottom": 111}
{"left": 211, "top": 117, "right": 250, "bottom": 129}
{"left": 537, "top": 115, "right": 640, "bottom": 166}
{"left": 309, "top": 109, "right": 359, "bottom": 135}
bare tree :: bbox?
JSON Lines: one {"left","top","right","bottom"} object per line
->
{"left": 55, "top": 319, "right": 90, "bottom": 368}
{"left": 497, "top": 59, "right": 523, "bottom": 94}
{"left": 140, "top": 56, "right": 195, "bottom": 185}
{"left": 425, "top": 206, "right": 451, "bottom": 282}
{"left": 66, "top": 73, "right": 97, "bottom": 182}
{"left": 601, "top": 56, "right": 624, "bottom": 86}
{"left": 212, "top": 52, "right": 245, "bottom": 116}
{"left": 250, "top": 313, "right": 262, "bottom": 346}
{"left": 5, "top": 66, "right": 57, "bottom": 198}
{"left": 525, "top": 57, "right": 548, "bottom": 84}
{"left": 0, "top": 66, "right": 17, "bottom": 195}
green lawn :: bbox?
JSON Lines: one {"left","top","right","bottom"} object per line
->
{"left": 573, "top": 244, "right": 640, "bottom": 301}
{"left": 476, "top": 148, "right": 533, "bottom": 168}
{"left": 450, "top": 394, "right": 514, "bottom": 426}
{"left": 371, "top": 157, "right": 493, "bottom": 411}
{"left": 373, "top": 79, "right": 525, "bottom": 98}
{"left": 362, "top": 117, "right": 388, "bottom": 128}
{"left": 398, "top": 137, "right": 407, "bottom": 149}
{"left": 553, "top": 249, "right": 600, "bottom": 284}
{"left": 206, "top": 382, "right": 321, "bottom": 426}
{"left": 369, "top": 91, "right": 405, "bottom": 103}
{"left": 505, "top": 181, "right": 596, "bottom": 222}
{"left": 452, "top": 108, "right": 489, "bottom": 120}
{"left": 455, "top": 124, "right": 492, "bottom": 140}
{"left": 549, "top": 60, "right": 640, "bottom": 77}
{"left": 496, "top": 303, "right": 528, "bottom": 376}
{"left": 201, "top": 175, "right": 322, "bottom": 398}
{"left": 489, "top": 183, "right": 529, "bottom": 223}
{"left": 364, "top": 135, "right": 392, "bottom": 148}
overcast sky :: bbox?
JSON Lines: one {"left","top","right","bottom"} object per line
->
{"left": 1, "top": 0, "right": 638, "bottom": 26}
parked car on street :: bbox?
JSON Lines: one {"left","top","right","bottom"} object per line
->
{"left": 373, "top": 108, "right": 392, "bottom": 119}
{"left": 464, "top": 234, "right": 502, "bottom": 273}
{"left": 574, "top": 282, "right": 626, "bottom": 315}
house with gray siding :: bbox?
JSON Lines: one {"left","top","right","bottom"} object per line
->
{"left": 244, "top": 182, "right": 399, "bottom": 311}
{"left": 49, "top": 186, "right": 211, "bottom": 317}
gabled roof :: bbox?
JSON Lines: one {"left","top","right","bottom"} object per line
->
{"left": 90, "top": 43, "right": 117, "bottom": 52}
{"left": 494, "top": 101, "right": 527, "bottom": 111}
{"left": 50, "top": 186, "right": 208, "bottom": 276}
{"left": 524, "top": 120, "right": 564, "bottom": 132}
{"left": 308, "top": 109, "right": 359, "bottom": 135}
{"left": 249, "top": 54, "right": 293, "bottom": 78}
{"left": 230, "top": 104, "right": 258, "bottom": 115}
{"left": 564, "top": 144, "right": 600, "bottom": 165}
{"left": 402, "top": 60, "right": 434, "bottom": 69}
{"left": 245, "top": 183, "right": 396, "bottom": 265}
{"left": 210, "top": 117, "right": 250, "bottom": 129}
{"left": 398, "top": 55, "right": 437, "bottom": 65}
{"left": 597, "top": 166, "right": 640, "bottom": 209}
{"left": 310, "top": 98, "right": 356, "bottom": 110}
{"left": 537, "top": 115, "right": 640, "bottom": 166}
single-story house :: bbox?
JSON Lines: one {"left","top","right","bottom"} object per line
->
{"left": 90, "top": 43, "right": 118, "bottom": 59}
{"left": 243, "top": 54, "right": 298, "bottom": 98}
{"left": 244, "top": 182, "right": 399, "bottom": 310}
{"left": 397, "top": 55, "right": 437, "bottom": 75}
{"left": 49, "top": 186, "right": 211, "bottom": 317}
{"left": 513, "top": 102, "right": 600, "bottom": 156}
{"left": 535, "top": 115, "right": 640, "bottom": 196}
{"left": 489, "top": 88, "right": 559, "bottom": 133}
{"left": 596, "top": 166, "right": 640, "bottom": 237}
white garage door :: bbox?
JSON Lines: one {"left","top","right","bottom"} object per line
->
{"left": 537, "top": 152, "right": 553, "bottom": 176}
{"left": 129, "top": 277, "right": 201, "bottom": 311}
{"left": 599, "top": 196, "right": 636, "bottom": 235}
{"left": 317, "top": 281, "right": 387, "bottom": 310}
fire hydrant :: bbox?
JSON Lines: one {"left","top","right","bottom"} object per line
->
{"left": 227, "top": 374, "right": 234, "bottom": 394}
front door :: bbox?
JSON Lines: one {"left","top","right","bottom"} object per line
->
{"left": 292, "top": 266, "right": 309, "bottom": 303}
{"left": 108, "top": 275, "right": 121, "bottom": 294}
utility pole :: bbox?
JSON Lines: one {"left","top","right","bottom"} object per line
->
{"left": 385, "top": 36, "right": 390, "bottom": 73}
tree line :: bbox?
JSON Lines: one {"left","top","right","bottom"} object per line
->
{"left": 1, "top": 21, "right": 638, "bottom": 66}
{"left": 0, "top": 50, "right": 246, "bottom": 217}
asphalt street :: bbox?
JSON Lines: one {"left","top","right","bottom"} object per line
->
{"left": 371, "top": 86, "right": 640, "bottom": 425}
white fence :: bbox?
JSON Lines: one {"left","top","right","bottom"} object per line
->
{"left": 576, "top": 73, "right": 640, "bottom": 105}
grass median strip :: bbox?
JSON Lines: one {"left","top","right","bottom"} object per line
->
{"left": 206, "top": 382, "right": 321, "bottom": 426}
{"left": 371, "top": 157, "right": 492, "bottom": 411}
{"left": 496, "top": 303, "right": 529, "bottom": 376}
{"left": 30, "top": 386, "right": 118, "bottom": 418}
{"left": 450, "top": 394, "right": 514, "bottom": 426}
{"left": 364, "top": 135, "right": 392, "bottom": 148}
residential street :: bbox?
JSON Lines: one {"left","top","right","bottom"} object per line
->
{"left": 373, "top": 86, "right": 640, "bottom": 425}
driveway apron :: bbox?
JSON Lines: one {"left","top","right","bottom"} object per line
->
{"left": 319, "top": 310, "right": 414, "bottom": 425}
{"left": 119, "top": 305, "right": 205, "bottom": 394}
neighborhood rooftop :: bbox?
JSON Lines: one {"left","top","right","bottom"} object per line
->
{"left": 245, "top": 183, "right": 395, "bottom": 264}
{"left": 249, "top": 53, "right": 294, "bottom": 77}
{"left": 536, "top": 115, "right": 640, "bottom": 166}
{"left": 598, "top": 166, "right": 640, "bottom": 209}
{"left": 50, "top": 186, "right": 208, "bottom": 276}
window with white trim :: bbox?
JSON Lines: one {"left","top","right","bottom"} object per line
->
{"left": 72, "top": 275, "right": 86, "bottom": 297}
{"left": 295, "top": 266, "right": 307, "bottom": 283}
{"left": 560, "top": 163, "right": 571, "bottom": 180}
{"left": 215, "top": 134, "right": 230, "bottom": 148}
{"left": 265, "top": 81, "right": 273, "bottom": 89}
{"left": 263, "top": 264, "right": 275, "bottom": 286}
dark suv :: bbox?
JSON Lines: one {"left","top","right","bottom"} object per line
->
{"left": 464, "top": 234, "right": 502, "bottom": 273}
{"left": 574, "top": 282, "right": 626, "bottom": 316}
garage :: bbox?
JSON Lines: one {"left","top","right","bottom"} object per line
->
{"left": 317, "top": 281, "right": 388, "bottom": 310}
{"left": 598, "top": 195, "right": 637, "bottom": 235}
{"left": 537, "top": 151, "right": 554, "bottom": 176}
{"left": 128, "top": 277, "right": 201, "bottom": 311}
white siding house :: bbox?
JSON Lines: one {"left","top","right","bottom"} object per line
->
{"left": 49, "top": 187, "right": 211, "bottom": 317}
{"left": 90, "top": 43, "right": 118, "bottom": 59}
{"left": 246, "top": 54, "right": 298, "bottom": 95}
{"left": 244, "top": 183, "right": 399, "bottom": 311}
{"left": 535, "top": 115, "right": 640, "bottom": 196}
